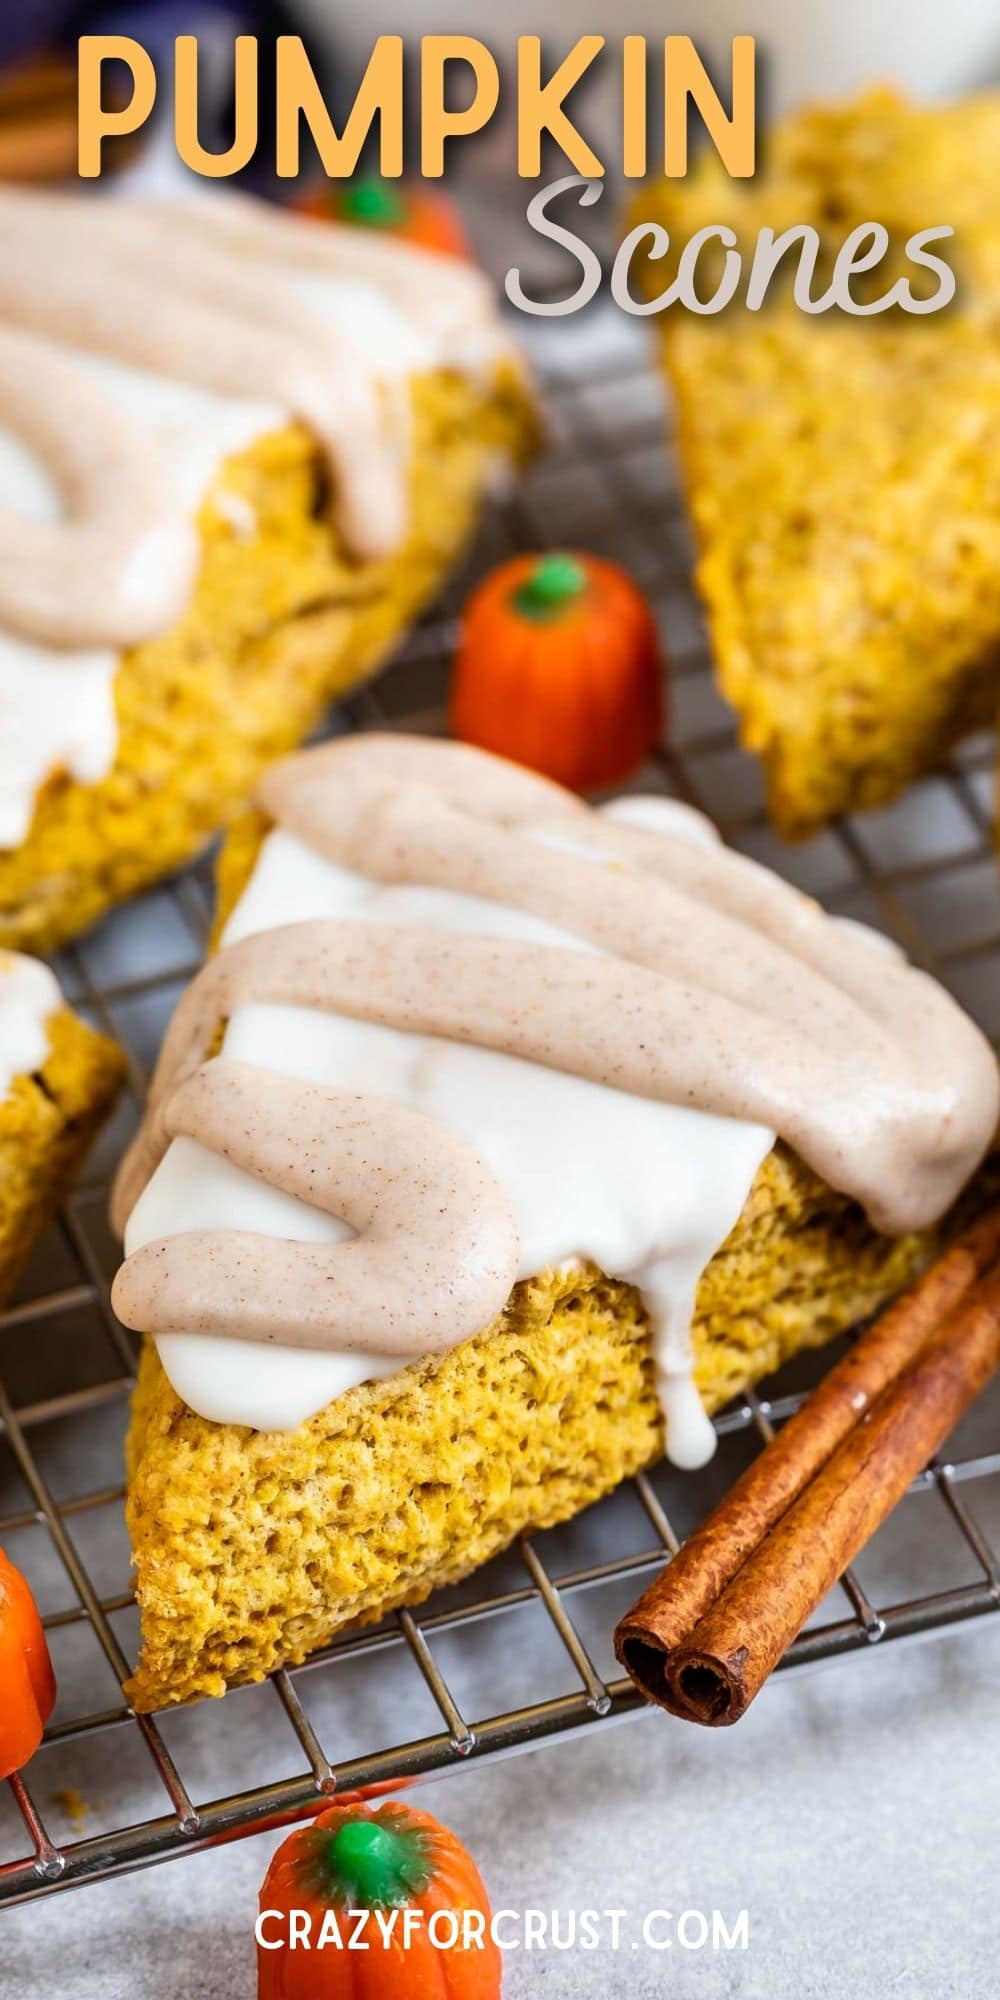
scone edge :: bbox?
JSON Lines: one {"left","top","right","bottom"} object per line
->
{"left": 0, "top": 1007, "right": 124, "bottom": 1306}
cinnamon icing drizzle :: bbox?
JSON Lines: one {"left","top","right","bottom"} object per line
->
{"left": 111, "top": 736, "right": 999, "bottom": 1445}
{"left": 0, "top": 187, "right": 506, "bottom": 651}
{"left": 117, "top": 1057, "right": 519, "bottom": 1357}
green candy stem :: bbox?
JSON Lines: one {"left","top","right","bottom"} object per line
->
{"left": 339, "top": 179, "right": 407, "bottom": 230}
{"left": 514, "top": 551, "right": 588, "bottom": 622}
{"left": 323, "top": 1816, "right": 431, "bottom": 1909}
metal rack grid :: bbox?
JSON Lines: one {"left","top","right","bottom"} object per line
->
{"left": 1, "top": 300, "right": 999, "bottom": 1909}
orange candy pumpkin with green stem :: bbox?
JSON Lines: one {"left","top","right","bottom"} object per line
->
{"left": 257, "top": 1799, "right": 502, "bottom": 1998}
{"left": 450, "top": 551, "right": 665, "bottom": 792}
{"left": 0, "top": 1546, "right": 56, "bottom": 1778}
{"left": 295, "top": 177, "right": 472, "bottom": 260}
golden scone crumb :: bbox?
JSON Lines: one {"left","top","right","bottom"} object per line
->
{"left": 633, "top": 89, "right": 1000, "bottom": 835}
{"left": 51, "top": 1787, "right": 89, "bottom": 1825}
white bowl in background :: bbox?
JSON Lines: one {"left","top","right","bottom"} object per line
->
{"left": 294, "top": 0, "right": 1000, "bottom": 166}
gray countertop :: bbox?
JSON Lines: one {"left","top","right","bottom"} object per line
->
{"left": 4, "top": 1619, "right": 998, "bottom": 1999}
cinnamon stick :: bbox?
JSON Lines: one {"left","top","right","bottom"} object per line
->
{"left": 615, "top": 1206, "right": 1000, "bottom": 1724}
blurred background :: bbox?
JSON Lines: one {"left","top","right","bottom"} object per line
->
{"left": 2, "top": 1, "right": 1000, "bottom": 218}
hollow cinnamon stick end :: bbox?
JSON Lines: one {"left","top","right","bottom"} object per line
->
{"left": 614, "top": 1621, "right": 672, "bottom": 1709}
{"left": 665, "top": 1647, "right": 751, "bottom": 1727}
{"left": 615, "top": 1617, "right": 752, "bottom": 1727}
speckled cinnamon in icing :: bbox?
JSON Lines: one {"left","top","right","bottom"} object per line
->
{"left": 110, "top": 736, "right": 999, "bottom": 1468}
{"left": 0, "top": 187, "right": 516, "bottom": 845}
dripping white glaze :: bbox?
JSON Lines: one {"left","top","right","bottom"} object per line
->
{"left": 0, "top": 950, "right": 59, "bottom": 1100}
{"left": 0, "top": 347, "right": 281, "bottom": 847}
{"left": 112, "top": 739, "right": 998, "bottom": 1467}
{"left": 0, "top": 187, "right": 516, "bottom": 848}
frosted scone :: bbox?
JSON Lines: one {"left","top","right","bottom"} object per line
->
{"left": 0, "top": 190, "right": 534, "bottom": 952}
{"left": 0, "top": 954, "right": 122, "bottom": 1304}
{"left": 633, "top": 90, "right": 1000, "bottom": 836}
{"left": 108, "top": 737, "right": 999, "bottom": 1710}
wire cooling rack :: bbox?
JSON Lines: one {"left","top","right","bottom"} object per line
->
{"left": 2, "top": 300, "right": 1000, "bottom": 1909}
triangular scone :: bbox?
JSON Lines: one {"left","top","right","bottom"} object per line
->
{"left": 635, "top": 90, "right": 1000, "bottom": 837}
{"left": 0, "top": 967, "right": 122, "bottom": 1304}
{"left": 117, "top": 735, "right": 998, "bottom": 1709}
{"left": 125, "top": 1149, "right": 933, "bottom": 1710}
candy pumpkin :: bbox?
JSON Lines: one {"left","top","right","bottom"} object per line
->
{"left": 0, "top": 1546, "right": 55, "bottom": 1778}
{"left": 295, "top": 177, "right": 471, "bottom": 260}
{"left": 257, "top": 1799, "right": 501, "bottom": 1998}
{"left": 450, "top": 551, "right": 664, "bottom": 792}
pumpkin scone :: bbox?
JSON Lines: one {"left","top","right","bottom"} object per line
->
{"left": 633, "top": 89, "right": 1000, "bottom": 837}
{"left": 0, "top": 953, "right": 122, "bottom": 1307}
{"left": 107, "top": 736, "right": 999, "bottom": 1710}
{"left": 0, "top": 189, "right": 535, "bottom": 953}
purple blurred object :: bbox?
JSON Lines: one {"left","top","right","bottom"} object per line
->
{"left": 0, "top": 0, "right": 317, "bottom": 198}
{"left": 0, "top": 1, "right": 283, "bottom": 73}
{"left": 0, "top": 3, "right": 76, "bottom": 70}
